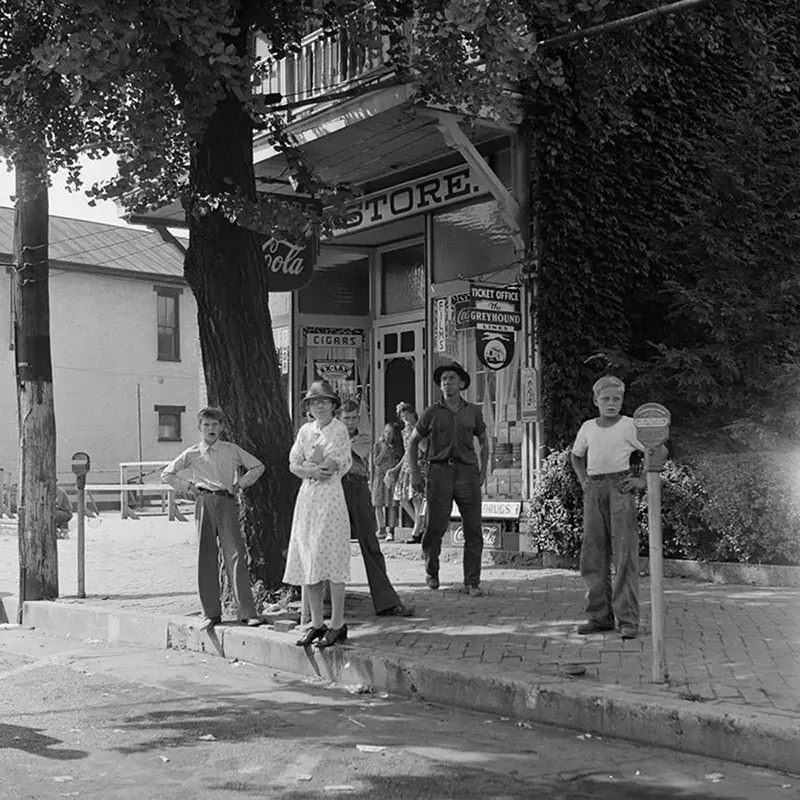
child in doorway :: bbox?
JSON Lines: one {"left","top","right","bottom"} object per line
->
{"left": 570, "top": 376, "right": 645, "bottom": 640}
{"left": 371, "top": 422, "right": 403, "bottom": 542}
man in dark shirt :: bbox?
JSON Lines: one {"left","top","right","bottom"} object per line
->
{"left": 340, "top": 401, "right": 414, "bottom": 617}
{"left": 407, "top": 362, "right": 488, "bottom": 596}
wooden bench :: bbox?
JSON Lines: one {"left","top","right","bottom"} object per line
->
{"left": 84, "top": 483, "right": 187, "bottom": 521}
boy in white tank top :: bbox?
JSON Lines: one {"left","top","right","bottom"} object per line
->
{"left": 571, "top": 376, "right": 645, "bottom": 639}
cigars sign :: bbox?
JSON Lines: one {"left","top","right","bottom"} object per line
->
{"left": 263, "top": 237, "right": 316, "bottom": 291}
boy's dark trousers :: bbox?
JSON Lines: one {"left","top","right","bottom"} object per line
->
{"left": 422, "top": 461, "right": 483, "bottom": 587}
{"left": 342, "top": 472, "right": 401, "bottom": 613}
{"left": 196, "top": 492, "right": 256, "bottom": 619}
{"left": 580, "top": 473, "right": 639, "bottom": 630}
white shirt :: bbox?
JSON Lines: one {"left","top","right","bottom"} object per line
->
{"left": 572, "top": 416, "right": 644, "bottom": 475}
{"left": 162, "top": 439, "right": 263, "bottom": 494}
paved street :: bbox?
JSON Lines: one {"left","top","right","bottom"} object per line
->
{"left": 1, "top": 626, "right": 796, "bottom": 800}
{"left": 1, "top": 514, "right": 798, "bottom": 720}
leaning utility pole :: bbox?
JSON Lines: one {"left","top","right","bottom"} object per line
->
{"left": 13, "top": 151, "right": 58, "bottom": 602}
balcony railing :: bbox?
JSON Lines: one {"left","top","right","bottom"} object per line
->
{"left": 258, "top": 21, "right": 403, "bottom": 123}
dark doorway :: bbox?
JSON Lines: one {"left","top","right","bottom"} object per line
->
{"left": 384, "top": 356, "right": 415, "bottom": 430}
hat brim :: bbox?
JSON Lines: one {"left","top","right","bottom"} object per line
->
{"left": 303, "top": 397, "right": 341, "bottom": 411}
{"left": 433, "top": 365, "right": 471, "bottom": 390}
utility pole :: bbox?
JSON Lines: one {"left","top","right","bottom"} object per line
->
{"left": 13, "top": 152, "right": 59, "bottom": 602}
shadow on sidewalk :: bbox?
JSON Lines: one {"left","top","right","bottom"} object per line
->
{"left": 0, "top": 722, "right": 87, "bottom": 760}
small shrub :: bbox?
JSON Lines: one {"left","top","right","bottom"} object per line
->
{"left": 521, "top": 449, "right": 584, "bottom": 560}
{"left": 694, "top": 452, "right": 800, "bottom": 566}
{"left": 1, "top": 481, "right": 18, "bottom": 515}
{"left": 636, "top": 460, "right": 709, "bottom": 560}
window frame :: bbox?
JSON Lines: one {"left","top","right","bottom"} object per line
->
{"left": 154, "top": 285, "right": 182, "bottom": 362}
{"left": 154, "top": 404, "right": 185, "bottom": 442}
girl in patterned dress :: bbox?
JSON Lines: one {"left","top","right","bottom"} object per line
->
{"left": 284, "top": 380, "right": 353, "bottom": 648}
{"left": 371, "top": 422, "right": 403, "bottom": 542}
{"left": 385, "top": 402, "right": 428, "bottom": 544}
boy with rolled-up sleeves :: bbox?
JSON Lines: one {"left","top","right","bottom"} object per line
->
{"left": 162, "top": 407, "right": 264, "bottom": 630}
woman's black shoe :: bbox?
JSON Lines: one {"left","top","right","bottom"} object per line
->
{"left": 295, "top": 624, "right": 327, "bottom": 647}
{"left": 315, "top": 624, "right": 348, "bottom": 648}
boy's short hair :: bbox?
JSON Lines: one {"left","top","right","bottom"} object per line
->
{"left": 341, "top": 400, "right": 359, "bottom": 413}
{"left": 197, "top": 406, "right": 225, "bottom": 424}
{"left": 592, "top": 376, "right": 625, "bottom": 397}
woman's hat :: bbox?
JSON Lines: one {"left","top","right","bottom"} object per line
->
{"left": 302, "top": 380, "right": 341, "bottom": 410}
{"left": 433, "top": 361, "right": 471, "bottom": 390}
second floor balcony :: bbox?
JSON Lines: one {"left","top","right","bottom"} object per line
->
{"left": 258, "top": 20, "right": 403, "bottom": 124}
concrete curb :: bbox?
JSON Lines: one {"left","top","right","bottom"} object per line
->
{"left": 1, "top": 594, "right": 798, "bottom": 773}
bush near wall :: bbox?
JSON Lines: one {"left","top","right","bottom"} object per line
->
{"left": 522, "top": 449, "right": 800, "bottom": 567}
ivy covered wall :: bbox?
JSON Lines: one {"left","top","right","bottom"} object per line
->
{"left": 524, "top": 0, "right": 800, "bottom": 455}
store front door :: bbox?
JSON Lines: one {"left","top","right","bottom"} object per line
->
{"left": 374, "top": 320, "right": 425, "bottom": 431}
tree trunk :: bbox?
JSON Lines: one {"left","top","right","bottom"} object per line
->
{"left": 182, "top": 91, "right": 297, "bottom": 594}
{"left": 13, "top": 154, "right": 58, "bottom": 601}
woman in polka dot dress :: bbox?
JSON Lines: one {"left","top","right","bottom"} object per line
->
{"left": 284, "top": 380, "right": 352, "bottom": 648}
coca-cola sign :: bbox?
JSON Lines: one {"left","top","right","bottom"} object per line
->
{"left": 263, "top": 237, "right": 315, "bottom": 291}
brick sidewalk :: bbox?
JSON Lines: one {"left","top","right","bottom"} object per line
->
{"left": 1, "top": 515, "right": 798, "bottom": 720}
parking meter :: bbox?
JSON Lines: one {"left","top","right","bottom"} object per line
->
{"left": 633, "top": 403, "right": 670, "bottom": 471}
{"left": 632, "top": 403, "right": 670, "bottom": 682}
{"left": 71, "top": 452, "right": 91, "bottom": 490}
{"left": 70, "top": 452, "right": 90, "bottom": 599}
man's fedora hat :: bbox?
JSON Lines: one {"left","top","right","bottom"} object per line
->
{"left": 433, "top": 361, "right": 471, "bottom": 390}
{"left": 302, "top": 380, "right": 341, "bottom": 409}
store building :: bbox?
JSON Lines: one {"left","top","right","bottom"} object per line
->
{"left": 136, "top": 25, "right": 540, "bottom": 519}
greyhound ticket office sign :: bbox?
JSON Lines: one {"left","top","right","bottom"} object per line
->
{"left": 476, "top": 330, "right": 515, "bottom": 371}
{"left": 469, "top": 283, "right": 521, "bottom": 371}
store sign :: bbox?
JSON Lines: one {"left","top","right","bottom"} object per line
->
{"left": 520, "top": 366, "right": 539, "bottom": 421}
{"left": 451, "top": 523, "right": 502, "bottom": 549}
{"left": 454, "top": 293, "right": 474, "bottom": 331}
{"left": 274, "top": 327, "right": 291, "bottom": 375}
{"left": 451, "top": 501, "right": 521, "bottom": 520}
{"left": 476, "top": 330, "right": 515, "bottom": 371}
{"left": 470, "top": 283, "right": 522, "bottom": 331}
{"left": 305, "top": 328, "right": 364, "bottom": 348}
{"left": 264, "top": 237, "right": 315, "bottom": 291}
{"left": 432, "top": 297, "right": 448, "bottom": 353}
{"left": 314, "top": 359, "right": 355, "bottom": 384}
{"left": 338, "top": 165, "right": 487, "bottom": 234}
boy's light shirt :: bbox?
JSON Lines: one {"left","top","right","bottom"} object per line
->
{"left": 162, "top": 439, "right": 263, "bottom": 494}
{"left": 572, "top": 416, "right": 644, "bottom": 475}
{"left": 349, "top": 431, "right": 372, "bottom": 462}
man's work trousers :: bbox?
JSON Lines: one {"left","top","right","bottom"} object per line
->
{"left": 580, "top": 475, "right": 639, "bottom": 630}
{"left": 423, "top": 461, "right": 483, "bottom": 587}
{"left": 342, "top": 473, "right": 400, "bottom": 613}
{"left": 196, "top": 493, "right": 255, "bottom": 619}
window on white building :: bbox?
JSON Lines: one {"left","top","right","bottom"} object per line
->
{"left": 154, "top": 286, "right": 181, "bottom": 361}
{"left": 155, "top": 405, "right": 185, "bottom": 442}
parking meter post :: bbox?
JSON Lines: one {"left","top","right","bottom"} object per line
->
{"left": 77, "top": 475, "right": 86, "bottom": 598}
{"left": 646, "top": 453, "right": 667, "bottom": 682}
{"left": 71, "top": 453, "right": 91, "bottom": 599}
{"left": 633, "top": 405, "right": 671, "bottom": 685}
